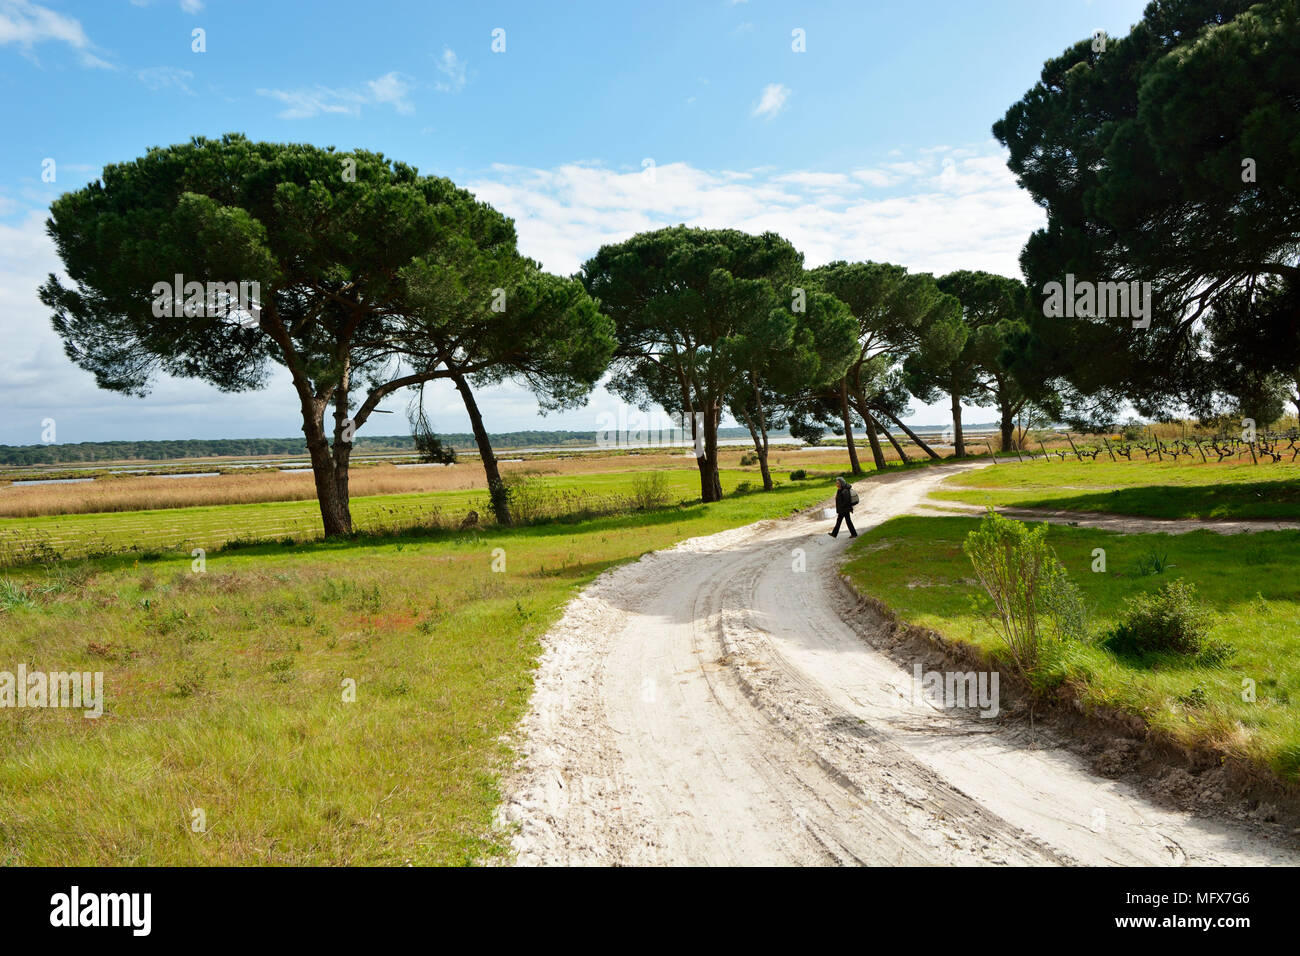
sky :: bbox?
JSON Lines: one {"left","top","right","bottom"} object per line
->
{"left": 0, "top": 0, "right": 1153, "bottom": 446}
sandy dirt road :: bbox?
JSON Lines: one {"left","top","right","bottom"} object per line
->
{"left": 497, "top": 464, "right": 1298, "bottom": 866}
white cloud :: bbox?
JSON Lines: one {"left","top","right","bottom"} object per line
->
{"left": 851, "top": 168, "right": 897, "bottom": 188}
{"left": 751, "top": 83, "right": 789, "bottom": 120}
{"left": 366, "top": 71, "right": 414, "bottom": 113}
{"left": 257, "top": 86, "right": 362, "bottom": 119}
{"left": 467, "top": 144, "right": 1043, "bottom": 280}
{"left": 128, "top": 0, "right": 206, "bottom": 11}
{"left": 256, "top": 71, "right": 415, "bottom": 119}
{"left": 774, "top": 171, "right": 857, "bottom": 190}
{"left": 137, "top": 65, "right": 194, "bottom": 93}
{"left": 433, "top": 47, "right": 466, "bottom": 93}
{"left": 0, "top": 0, "right": 113, "bottom": 68}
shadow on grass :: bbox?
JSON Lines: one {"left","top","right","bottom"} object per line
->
{"left": 844, "top": 514, "right": 1300, "bottom": 613}
{"left": 962, "top": 478, "right": 1300, "bottom": 521}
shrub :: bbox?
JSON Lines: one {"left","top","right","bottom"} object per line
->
{"left": 1042, "top": 567, "right": 1090, "bottom": 643}
{"left": 1104, "top": 579, "right": 1219, "bottom": 658}
{"left": 962, "top": 511, "right": 1071, "bottom": 675}
{"left": 629, "top": 470, "right": 670, "bottom": 510}
{"left": 789, "top": 469, "right": 808, "bottom": 481}
{"left": 732, "top": 481, "right": 753, "bottom": 495}
{"left": 739, "top": 452, "right": 758, "bottom": 466}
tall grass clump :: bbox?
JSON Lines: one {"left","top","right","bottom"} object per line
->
{"left": 629, "top": 471, "right": 670, "bottom": 510}
{"left": 0, "top": 578, "right": 34, "bottom": 610}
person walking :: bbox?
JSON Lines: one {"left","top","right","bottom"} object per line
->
{"left": 829, "top": 476, "right": 857, "bottom": 538}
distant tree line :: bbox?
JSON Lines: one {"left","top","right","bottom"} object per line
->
{"left": 0, "top": 428, "right": 770, "bottom": 467}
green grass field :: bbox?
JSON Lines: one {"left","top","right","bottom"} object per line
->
{"left": 0, "top": 467, "right": 772, "bottom": 565}
{"left": 0, "top": 476, "right": 837, "bottom": 865}
{"left": 843, "top": 516, "right": 1300, "bottom": 781}
{"left": 930, "top": 458, "right": 1300, "bottom": 520}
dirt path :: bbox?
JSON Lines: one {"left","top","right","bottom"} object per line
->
{"left": 496, "top": 464, "right": 1297, "bottom": 866}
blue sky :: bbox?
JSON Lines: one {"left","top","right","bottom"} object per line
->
{"left": 0, "top": 0, "right": 1151, "bottom": 445}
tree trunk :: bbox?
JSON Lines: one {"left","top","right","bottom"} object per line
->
{"left": 840, "top": 382, "right": 862, "bottom": 474}
{"left": 743, "top": 419, "right": 774, "bottom": 492}
{"left": 999, "top": 404, "right": 1015, "bottom": 452}
{"left": 452, "top": 372, "right": 511, "bottom": 525}
{"left": 858, "top": 403, "right": 888, "bottom": 470}
{"left": 331, "top": 367, "right": 354, "bottom": 525}
{"left": 290, "top": 367, "right": 352, "bottom": 538}
{"left": 875, "top": 407, "right": 942, "bottom": 460}
{"left": 302, "top": 409, "right": 352, "bottom": 537}
{"left": 741, "top": 390, "right": 774, "bottom": 492}
{"left": 691, "top": 405, "right": 723, "bottom": 502}
{"left": 950, "top": 391, "right": 966, "bottom": 457}
{"left": 703, "top": 405, "right": 723, "bottom": 501}
{"left": 881, "top": 424, "right": 910, "bottom": 462}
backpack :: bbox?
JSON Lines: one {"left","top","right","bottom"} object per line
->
{"left": 849, "top": 488, "right": 860, "bottom": 506}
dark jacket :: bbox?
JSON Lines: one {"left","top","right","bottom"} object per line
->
{"left": 835, "top": 485, "right": 854, "bottom": 515}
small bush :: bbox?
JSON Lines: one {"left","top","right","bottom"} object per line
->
{"left": 732, "top": 481, "right": 753, "bottom": 496}
{"left": 739, "top": 452, "right": 758, "bottom": 466}
{"left": 1042, "top": 567, "right": 1090, "bottom": 643}
{"left": 963, "top": 511, "right": 1075, "bottom": 675}
{"left": 630, "top": 471, "right": 670, "bottom": 510}
{"left": 1104, "top": 579, "right": 1218, "bottom": 658}
{"left": 789, "top": 469, "right": 808, "bottom": 481}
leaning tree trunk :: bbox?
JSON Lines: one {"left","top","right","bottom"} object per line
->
{"left": 840, "top": 383, "right": 862, "bottom": 474}
{"left": 742, "top": 422, "right": 774, "bottom": 491}
{"left": 847, "top": 392, "right": 888, "bottom": 469}
{"left": 740, "top": 409, "right": 774, "bottom": 492}
{"left": 880, "top": 424, "right": 910, "bottom": 463}
{"left": 451, "top": 372, "right": 511, "bottom": 525}
{"left": 859, "top": 405, "right": 888, "bottom": 470}
{"left": 950, "top": 392, "right": 966, "bottom": 458}
{"left": 875, "top": 407, "right": 942, "bottom": 460}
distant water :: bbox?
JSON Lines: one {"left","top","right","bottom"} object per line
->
{"left": 9, "top": 477, "right": 96, "bottom": 486}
